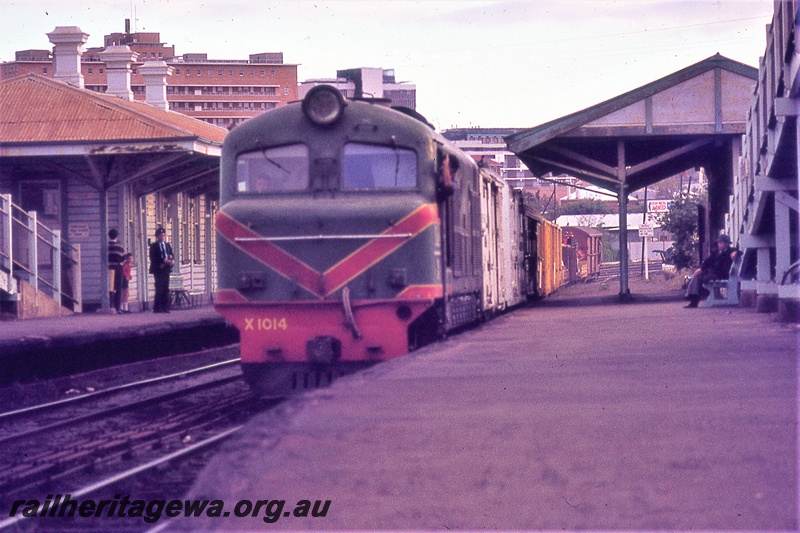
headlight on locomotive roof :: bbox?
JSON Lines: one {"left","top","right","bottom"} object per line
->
{"left": 302, "top": 85, "right": 346, "bottom": 127}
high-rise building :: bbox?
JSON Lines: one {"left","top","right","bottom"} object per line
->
{"left": 0, "top": 20, "right": 298, "bottom": 129}
{"left": 441, "top": 128, "right": 538, "bottom": 187}
{"left": 299, "top": 67, "right": 416, "bottom": 109}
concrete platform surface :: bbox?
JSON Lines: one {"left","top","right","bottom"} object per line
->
{"left": 0, "top": 306, "right": 234, "bottom": 383}
{"left": 172, "top": 298, "right": 798, "bottom": 531}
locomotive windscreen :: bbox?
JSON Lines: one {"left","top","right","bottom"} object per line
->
{"left": 343, "top": 143, "right": 417, "bottom": 189}
{"left": 236, "top": 144, "right": 309, "bottom": 193}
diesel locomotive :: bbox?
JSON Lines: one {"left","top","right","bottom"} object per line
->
{"left": 214, "top": 85, "right": 562, "bottom": 396}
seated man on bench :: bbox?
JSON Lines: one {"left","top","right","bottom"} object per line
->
{"left": 684, "top": 234, "right": 738, "bottom": 308}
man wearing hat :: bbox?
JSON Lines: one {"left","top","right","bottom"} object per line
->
{"left": 684, "top": 233, "right": 738, "bottom": 308}
{"left": 149, "top": 227, "right": 174, "bottom": 313}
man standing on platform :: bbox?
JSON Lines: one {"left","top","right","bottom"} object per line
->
{"left": 108, "top": 228, "right": 125, "bottom": 313}
{"left": 149, "top": 227, "right": 174, "bottom": 313}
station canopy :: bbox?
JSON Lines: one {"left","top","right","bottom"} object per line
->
{"left": 506, "top": 54, "right": 758, "bottom": 196}
{"left": 0, "top": 73, "right": 227, "bottom": 197}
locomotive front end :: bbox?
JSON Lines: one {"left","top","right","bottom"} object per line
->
{"left": 215, "top": 86, "right": 444, "bottom": 396}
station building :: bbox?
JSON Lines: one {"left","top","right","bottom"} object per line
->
{"left": 0, "top": 27, "right": 227, "bottom": 317}
{"left": 728, "top": 1, "right": 799, "bottom": 319}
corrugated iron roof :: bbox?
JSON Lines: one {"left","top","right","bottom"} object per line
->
{"left": 506, "top": 54, "right": 758, "bottom": 153}
{"left": 0, "top": 73, "right": 227, "bottom": 145}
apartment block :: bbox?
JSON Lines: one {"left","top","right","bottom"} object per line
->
{"left": 299, "top": 67, "right": 416, "bottom": 109}
{"left": 1, "top": 21, "right": 298, "bottom": 129}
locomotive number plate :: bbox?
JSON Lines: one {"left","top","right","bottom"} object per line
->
{"left": 243, "top": 317, "right": 288, "bottom": 331}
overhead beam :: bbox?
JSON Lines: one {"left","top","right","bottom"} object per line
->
{"left": 82, "top": 154, "right": 111, "bottom": 190}
{"left": 0, "top": 139, "right": 200, "bottom": 158}
{"left": 544, "top": 143, "right": 617, "bottom": 176}
{"left": 526, "top": 155, "right": 620, "bottom": 188}
{"left": 138, "top": 167, "right": 218, "bottom": 197}
{"left": 626, "top": 138, "right": 715, "bottom": 177}
{"left": 114, "top": 153, "right": 190, "bottom": 185}
{"left": 159, "top": 168, "right": 219, "bottom": 197}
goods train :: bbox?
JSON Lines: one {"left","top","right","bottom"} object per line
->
{"left": 214, "top": 85, "right": 562, "bottom": 396}
{"left": 561, "top": 227, "right": 603, "bottom": 284}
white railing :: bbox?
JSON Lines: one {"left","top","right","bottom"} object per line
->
{"left": 0, "top": 193, "right": 82, "bottom": 312}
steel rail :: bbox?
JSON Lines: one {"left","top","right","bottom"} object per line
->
{"left": 1, "top": 393, "right": 258, "bottom": 494}
{"left": 0, "top": 357, "right": 241, "bottom": 420}
{"left": 0, "top": 374, "right": 244, "bottom": 446}
{"left": 0, "top": 425, "right": 243, "bottom": 531}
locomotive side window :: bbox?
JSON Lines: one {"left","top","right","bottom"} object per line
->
{"left": 236, "top": 144, "right": 309, "bottom": 193}
{"left": 343, "top": 143, "right": 417, "bottom": 189}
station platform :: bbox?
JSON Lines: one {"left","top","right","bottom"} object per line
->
{"left": 0, "top": 305, "right": 236, "bottom": 385}
{"left": 171, "top": 283, "right": 797, "bottom": 531}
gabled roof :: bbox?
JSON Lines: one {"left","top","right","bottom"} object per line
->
{"left": 0, "top": 73, "right": 226, "bottom": 146}
{"left": 0, "top": 73, "right": 227, "bottom": 196}
{"left": 506, "top": 54, "right": 758, "bottom": 154}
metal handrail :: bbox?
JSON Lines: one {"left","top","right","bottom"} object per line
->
{"left": 0, "top": 193, "right": 82, "bottom": 313}
{"left": 780, "top": 260, "right": 800, "bottom": 286}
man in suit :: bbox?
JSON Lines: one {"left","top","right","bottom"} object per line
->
{"left": 108, "top": 228, "right": 125, "bottom": 312}
{"left": 149, "top": 227, "right": 174, "bottom": 313}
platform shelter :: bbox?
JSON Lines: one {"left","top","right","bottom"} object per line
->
{"left": 506, "top": 54, "right": 758, "bottom": 298}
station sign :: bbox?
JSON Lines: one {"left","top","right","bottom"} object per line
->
{"left": 647, "top": 200, "right": 671, "bottom": 213}
{"left": 638, "top": 224, "right": 654, "bottom": 237}
{"left": 68, "top": 222, "right": 90, "bottom": 239}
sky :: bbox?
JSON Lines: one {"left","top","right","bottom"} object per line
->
{"left": 0, "top": 0, "right": 775, "bottom": 131}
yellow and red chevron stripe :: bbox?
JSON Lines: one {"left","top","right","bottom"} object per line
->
{"left": 216, "top": 212, "right": 322, "bottom": 298}
{"left": 322, "top": 203, "right": 438, "bottom": 295}
{"left": 216, "top": 203, "right": 440, "bottom": 299}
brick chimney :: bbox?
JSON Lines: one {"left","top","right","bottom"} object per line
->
{"left": 46, "top": 26, "right": 89, "bottom": 88}
{"left": 98, "top": 45, "right": 138, "bottom": 101}
{"left": 139, "top": 61, "right": 173, "bottom": 111}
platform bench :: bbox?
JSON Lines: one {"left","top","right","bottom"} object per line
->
{"left": 702, "top": 255, "right": 741, "bottom": 307}
{"left": 168, "top": 274, "right": 199, "bottom": 309}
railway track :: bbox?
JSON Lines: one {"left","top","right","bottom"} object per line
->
{"left": 0, "top": 356, "right": 278, "bottom": 531}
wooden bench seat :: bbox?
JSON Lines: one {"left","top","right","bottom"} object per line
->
{"left": 168, "top": 274, "right": 200, "bottom": 309}
{"left": 702, "top": 254, "right": 741, "bottom": 307}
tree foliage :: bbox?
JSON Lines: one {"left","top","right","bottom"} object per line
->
{"left": 558, "top": 198, "right": 613, "bottom": 216}
{"left": 658, "top": 188, "right": 707, "bottom": 269}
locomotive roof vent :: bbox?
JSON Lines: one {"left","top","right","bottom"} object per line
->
{"left": 302, "top": 85, "right": 346, "bottom": 127}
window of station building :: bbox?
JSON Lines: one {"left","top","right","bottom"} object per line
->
{"left": 249, "top": 69, "right": 254, "bottom": 75}
{"left": 99, "top": 68, "right": 104, "bottom": 74}
{"left": 218, "top": 69, "right": 223, "bottom": 76}
{"left": 175, "top": 68, "right": 180, "bottom": 75}
{"left": 179, "top": 194, "right": 191, "bottom": 264}
{"left": 260, "top": 69, "right": 265, "bottom": 76}
{"left": 284, "top": 87, "right": 289, "bottom": 95}
{"left": 197, "top": 69, "right": 201, "bottom": 76}
{"left": 236, "top": 144, "right": 309, "bottom": 194}
{"left": 42, "top": 67, "right": 48, "bottom": 74}
{"left": 343, "top": 143, "right": 417, "bottom": 190}
{"left": 271, "top": 69, "right": 276, "bottom": 77}
{"left": 208, "top": 69, "right": 212, "bottom": 76}
{"left": 88, "top": 67, "right": 93, "bottom": 74}
{"left": 193, "top": 198, "right": 202, "bottom": 264}
{"left": 239, "top": 69, "right": 244, "bottom": 76}
{"left": 229, "top": 69, "right": 233, "bottom": 76}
